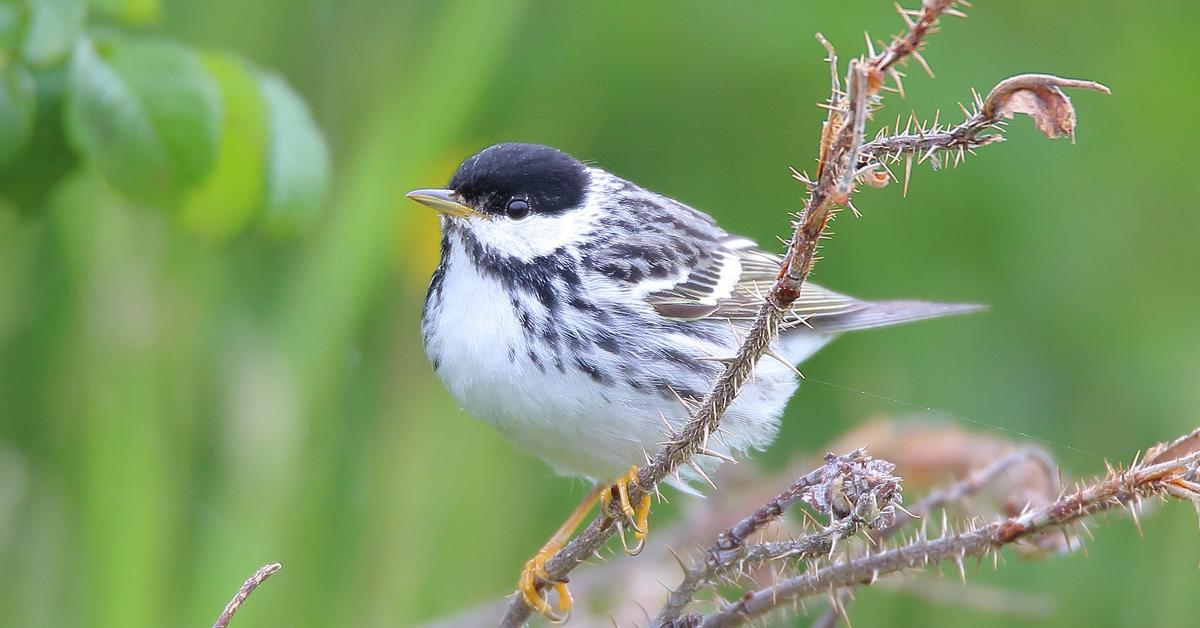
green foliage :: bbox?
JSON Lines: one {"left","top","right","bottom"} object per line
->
{"left": 65, "top": 37, "right": 222, "bottom": 205}
{"left": 0, "top": 2, "right": 26, "bottom": 50}
{"left": 89, "top": 0, "right": 159, "bottom": 25}
{"left": 0, "top": 0, "right": 330, "bottom": 238}
{"left": 20, "top": 0, "right": 85, "bottom": 67}
{"left": 179, "top": 52, "right": 266, "bottom": 239}
{"left": 0, "top": 60, "right": 35, "bottom": 164}
{"left": 258, "top": 69, "right": 330, "bottom": 236}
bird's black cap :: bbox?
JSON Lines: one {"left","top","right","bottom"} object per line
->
{"left": 449, "top": 143, "right": 590, "bottom": 217}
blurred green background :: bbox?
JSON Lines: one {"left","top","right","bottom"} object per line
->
{"left": 2, "top": 0, "right": 1198, "bottom": 626}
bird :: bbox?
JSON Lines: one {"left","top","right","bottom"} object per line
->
{"left": 407, "top": 142, "right": 979, "bottom": 621}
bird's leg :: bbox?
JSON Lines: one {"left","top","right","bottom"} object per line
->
{"left": 517, "top": 467, "right": 655, "bottom": 620}
{"left": 518, "top": 483, "right": 606, "bottom": 623}
{"left": 600, "top": 465, "right": 652, "bottom": 556}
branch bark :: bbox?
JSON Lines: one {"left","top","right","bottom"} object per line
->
{"left": 694, "top": 436, "right": 1200, "bottom": 627}
{"left": 654, "top": 451, "right": 902, "bottom": 624}
{"left": 213, "top": 563, "right": 282, "bottom": 628}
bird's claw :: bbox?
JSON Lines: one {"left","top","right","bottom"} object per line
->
{"left": 602, "top": 465, "right": 652, "bottom": 556}
{"left": 515, "top": 468, "right": 651, "bottom": 620}
{"left": 518, "top": 543, "right": 572, "bottom": 623}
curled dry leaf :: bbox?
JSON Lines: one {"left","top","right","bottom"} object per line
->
{"left": 799, "top": 451, "right": 904, "bottom": 528}
{"left": 981, "top": 74, "right": 1111, "bottom": 140}
{"left": 1143, "top": 428, "right": 1200, "bottom": 466}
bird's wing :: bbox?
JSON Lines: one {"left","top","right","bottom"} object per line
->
{"left": 583, "top": 175, "right": 981, "bottom": 332}
{"left": 645, "top": 238, "right": 981, "bottom": 332}
{"left": 645, "top": 239, "right": 864, "bottom": 329}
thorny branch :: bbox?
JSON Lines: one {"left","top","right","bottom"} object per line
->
{"left": 855, "top": 74, "right": 1109, "bottom": 190}
{"left": 689, "top": 430, "right": 1200, "bottom": 628}
{"left": 882, "top": 446, "right": 1059, "bottom": 536}
{"left": 653, "top": 451, "right": 903, "bottom": 624}
{"left": 805, "top": 446, "right": 1058, "bottom": 627}
{"left": 212, "top": 563, "right": 282, "bottom": 628}
{"left": 498, "top": 1, "right": 1110, "bottom": 625}
{"left": 657, "top": 446, "right": 1058, "bottom": 626}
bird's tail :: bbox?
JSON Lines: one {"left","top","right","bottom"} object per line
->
{"left": 804, "top": 299, "right": 986, "bottom": 333}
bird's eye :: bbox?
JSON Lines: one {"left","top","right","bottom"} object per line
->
{"left": 505, "top": 198, "right": 530, "bottom": 220}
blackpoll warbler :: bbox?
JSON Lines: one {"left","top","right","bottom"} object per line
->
{"left": 408, "top": 143, "right": 978, "bottom": 620}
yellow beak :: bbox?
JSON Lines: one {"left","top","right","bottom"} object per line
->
{"left": 405, "top": 188, "right": 480, "bottom": 218}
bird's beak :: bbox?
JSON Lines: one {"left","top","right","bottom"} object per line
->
{"left": 405, "top": 188, "right": 480, "bottom": 218}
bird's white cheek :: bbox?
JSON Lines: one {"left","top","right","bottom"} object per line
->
{"left": 463, "top": 207, "right": 599, "bottom": 261}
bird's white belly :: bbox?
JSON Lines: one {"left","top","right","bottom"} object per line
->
{"left": 425, "top": 275, "right": 642, "bottom": 479}
{"left": 422, "top": 241, "right": 818, "bottom": 483}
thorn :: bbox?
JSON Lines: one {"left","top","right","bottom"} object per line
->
{"left": 696, "top": 447, "right": 737, "bottom": 463}
{"left": 911, "top": 49, "right": 934, "bottom": 78}
{"left": 763, "top": 347, "right": 803, "bottom": 378}
{"left": 903, "top": 153, "right": 913, "bottom": 197}
{"left": 667, "top": 545, "right": 689, "bottom": 572}
{"left": 666, "top": 386, "right": 696, "bottom": 412}
{"left": 894, "top": 502, "right": 919, "bottom": 519}
{"left": 688, "top": 460, "right": 718, "bottom": 490}
{"left": 1127, "top": 502, "right": 1144, "bottom": 537}
{"left": 658, "top": 411, "right": 678, "bottom": 437}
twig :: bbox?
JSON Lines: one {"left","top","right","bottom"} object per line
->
{"left": 695, "top": 440, "right": 1200, "bottom": 627}
{"left": 213, "top": 563, "right": 282, "bottom": 628}
{"left": 882, "top": 446, "right": 1058, "bottom": 535}
{"left": 654, "top": 451, "right": 901, "bottom": 625}
{"left": 807, "top": 446, "right": 1058, "bottom": 626}
{"left": 497, "top": 4, "right": 959, "bottom": 625}
{"left": 857, "top": 74, "right": 1111, "bottom": 171}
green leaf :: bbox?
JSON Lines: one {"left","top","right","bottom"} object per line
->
{"left": 0, "top": 1, "right": 27, "bottom": 52}
{"left": 180, "top": 53, "right": 266, "bottom": 241}
{"left": 257, "top": 70, "right": 329, "bottom": 235}
{"left": 20, "top": 0, "right": 85, "bottom": 66}
{"left": 0, "top": 60, "right": 35, "bottom": 165}
{"left": 64, "top": 37, "right": 221, "bottom": 205}
{"left": 88, "top": 0, "right": 158, "bottom": 26}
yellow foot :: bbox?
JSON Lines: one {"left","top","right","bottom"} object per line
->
{"left": 518, "top": 542, "right": 571, "bottom": 623}
{"left": 601, "top": 465, "right": 653, "bottom": 555}
{"left": 516, "top": 484, "right": 606, "bottom": 622}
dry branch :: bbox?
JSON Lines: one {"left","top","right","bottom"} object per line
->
{"left": 654, "top": 451, "right": 902, "bottom": 624}
{"left": 213, "top": 563, "right": 282, "bottom": 628}
{"left": 657, "top": 447, "right": 1056, "bottom": 626}
{"left": 689, "top": 431, "right": 1200, "bottom": 627}
{"left": 497, "top": 1, "right": 1109, "bottom": 624}
{"left": 856, "top": 74, "right": 1110, "bottom": 179}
